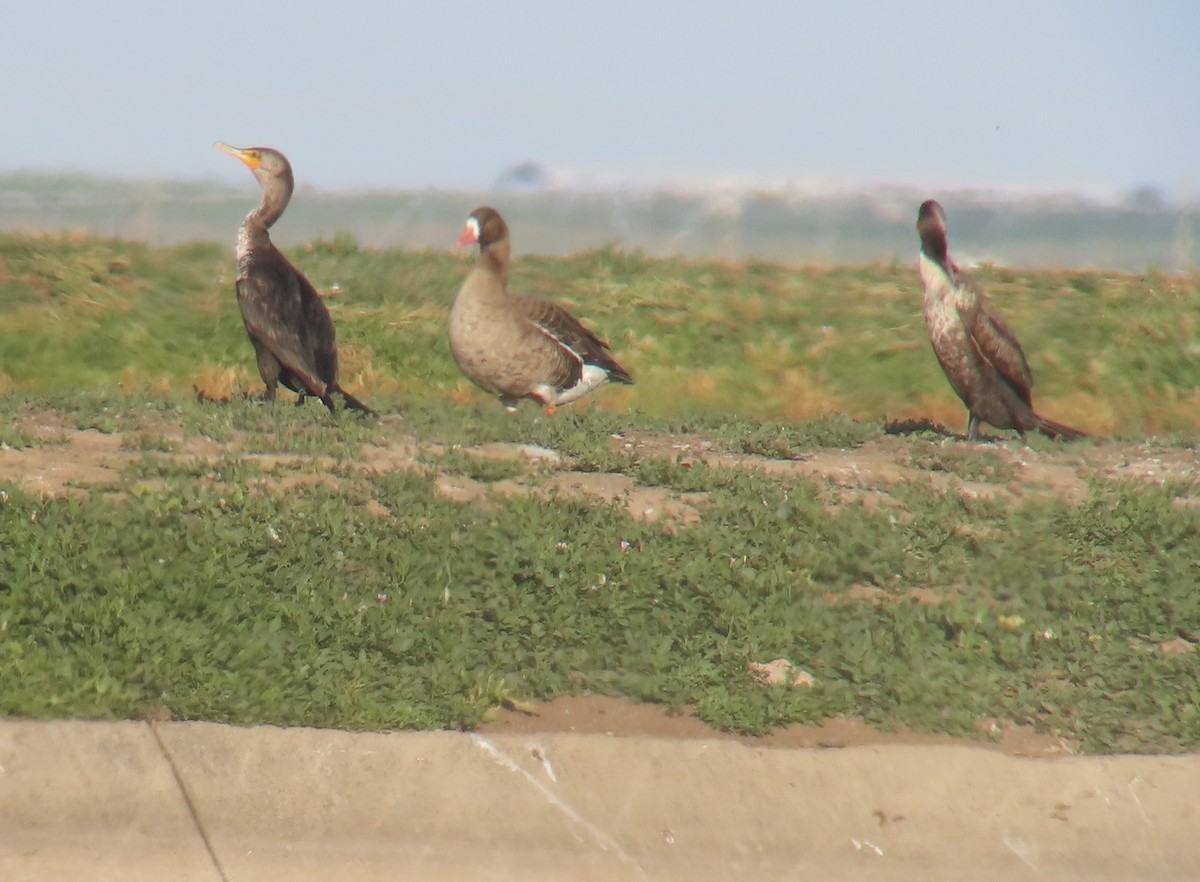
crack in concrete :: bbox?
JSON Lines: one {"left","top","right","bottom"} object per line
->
{"left": 149, "top": 722, "right": 229, "bottom": 882}
{"left": 472, "top": 734, "right": 650, "bottom": 881}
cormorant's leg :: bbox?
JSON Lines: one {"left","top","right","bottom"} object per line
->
{"left": 256, "top": 348, "right": 282, "bottom": 402}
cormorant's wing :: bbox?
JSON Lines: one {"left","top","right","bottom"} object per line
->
{"left": 237, "top": 251, "right": 336, "bottom": 397}
{"left": 954, "top": 275, "right": 1034, "bottom": 407}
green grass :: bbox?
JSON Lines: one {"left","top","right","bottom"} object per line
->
{"left": 0, "top": 234, "right": 1198, "bottom": 753}
{"left": 0, "top": 393, "right": 1197, "bottom": 753}
{"left": 905, "top": 447, "right": 1018, "bottom": 484}
{"left": 1, "top": 232, "right": 1198, "bottom": 433}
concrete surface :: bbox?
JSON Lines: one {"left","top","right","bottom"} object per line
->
{"left": 2, "top": 718, "right": 1199, "bottom": 881}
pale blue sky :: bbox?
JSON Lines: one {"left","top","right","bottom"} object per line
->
{"left": 4, "top": 0, "right": 1197, "bottom": 197}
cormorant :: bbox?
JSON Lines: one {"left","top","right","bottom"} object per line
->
{"left": 917, "top": 199, "right": 1084, "bottom": 441}
{"left": 215, "top": 142, "right": 372, "bottom": 415}
{"left": 449, "top": 206, "right": 634, "bottom": 413}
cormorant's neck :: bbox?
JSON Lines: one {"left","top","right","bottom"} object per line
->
{"left": 919, "top": 227, "right": 951, "bottom": 276}
{"left": 249, "top": 177, "right": 291, "bottom": 230}
{"left": 235, "top": 220, "right": 271, "bottom": 261}
{"left": 478, "top": 238, "right": 511, "bottom": 288}
{"left": 237, "top": 186, "right": 289, "bottom": 259}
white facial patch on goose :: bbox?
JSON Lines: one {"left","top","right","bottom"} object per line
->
{"left": 465, "top": 216, "right": 481, "bottom": 242}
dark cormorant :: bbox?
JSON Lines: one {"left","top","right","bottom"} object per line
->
{"left": 215, "top": 142, "right": 372, "bottom": 415}
{"left": 450, "top": 206, "right": 634, "bottom": 413}
{"left": 917, "top": 199, "right": 1084, "bottom": 441}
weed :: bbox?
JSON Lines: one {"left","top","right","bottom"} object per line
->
{"left": 120, "top": 432, "right": 180, "bottom": 453}
{"left": 423, "top": 448, "right": 527, "bottom": 483}
{"left": 906, "top": 445, "right": 1018, "bottom": 483}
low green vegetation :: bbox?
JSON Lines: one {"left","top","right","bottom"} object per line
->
{"left": 0, "top": 394, "right": 1197, "bottom": 753}
{"left": 1, "top": 232, "right": 1198, "bottom": 433}
{"left": 0, "top": 234, "right": 1198, "bottom": 753}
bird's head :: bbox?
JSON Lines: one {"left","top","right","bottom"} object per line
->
{"left": 917, "top": 199, "right": 949, "bottom": 263}
{"left": 917, "top": 199, "right": 946, "bottom": 236}
{"left": 456, "top": 206, "right": 507, "bottom": 251}
{"left": 215, "top": 142, "right": 294, "bottom": 193}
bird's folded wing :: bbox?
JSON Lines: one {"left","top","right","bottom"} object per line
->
{"left": 237, "top": 270, "right": 328, "bottom": 395}
{"left": 964, "top": 294, "right": 1035, "bottom": 403}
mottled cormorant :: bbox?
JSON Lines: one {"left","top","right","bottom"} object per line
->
{"left": 449, "top": 206, "right": 634, "bottom": 413}
{"left": 215, "top": 142, "right": 372, "bottom": 415}
{"left": 917, "top": 199, "right": 1084, "bottom": 441}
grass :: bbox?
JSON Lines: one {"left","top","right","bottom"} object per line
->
{"left": 0, "top": 393, "right": 1197, "bottom": 753}
{"left": 0, "top": 233, "right": 1198, "bottom": 753}
{"left": 1, "top": 232, "right": 1198, "bottom": 433}
{"left": 905, "top": 447, "right": 1018, "bottom": 484}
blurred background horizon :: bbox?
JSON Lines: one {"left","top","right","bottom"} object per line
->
{"left": 1, "top": 171, "right": 1194, "bottom": 272}
{"left": 2, "top": 1, "right": 1196, "bottom": 269}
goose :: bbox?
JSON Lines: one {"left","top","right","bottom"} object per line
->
{"left": 449, "top": 206, "right": 633, "bottom": 413}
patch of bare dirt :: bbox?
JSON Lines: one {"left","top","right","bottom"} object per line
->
{"left": 481, "top": 694, "right": 1072, "bottom": 758}
{"left": 0, "top": 428, "right": 126, "bottom": 496}
{"left": 3, "top": 411, "right": 1196, "bottom": 517}
{"left": 614, "top": 429, "right": 1198, "bottom": 510}
{"left": 434, "top": 470, "right": 707, "bottom": 526}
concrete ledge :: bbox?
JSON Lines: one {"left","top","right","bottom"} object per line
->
{"left": 0, "top": 719, "right": 220, "bottom": 882}
{"left": 2, "top": 718, "right": 1199, "bottom": 881}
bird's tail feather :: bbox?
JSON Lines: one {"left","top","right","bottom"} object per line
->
{"left": 600, "top": 355, "right": 635, "bottom": 386}
{"left": 1034, "top": 414, "right": 1087, "bottom": 441}
{"left": 334, "top": 385, "right": 376, "bottom": 417}
{"left": 608, "top": 365, "right": 635, "bottom": 386}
